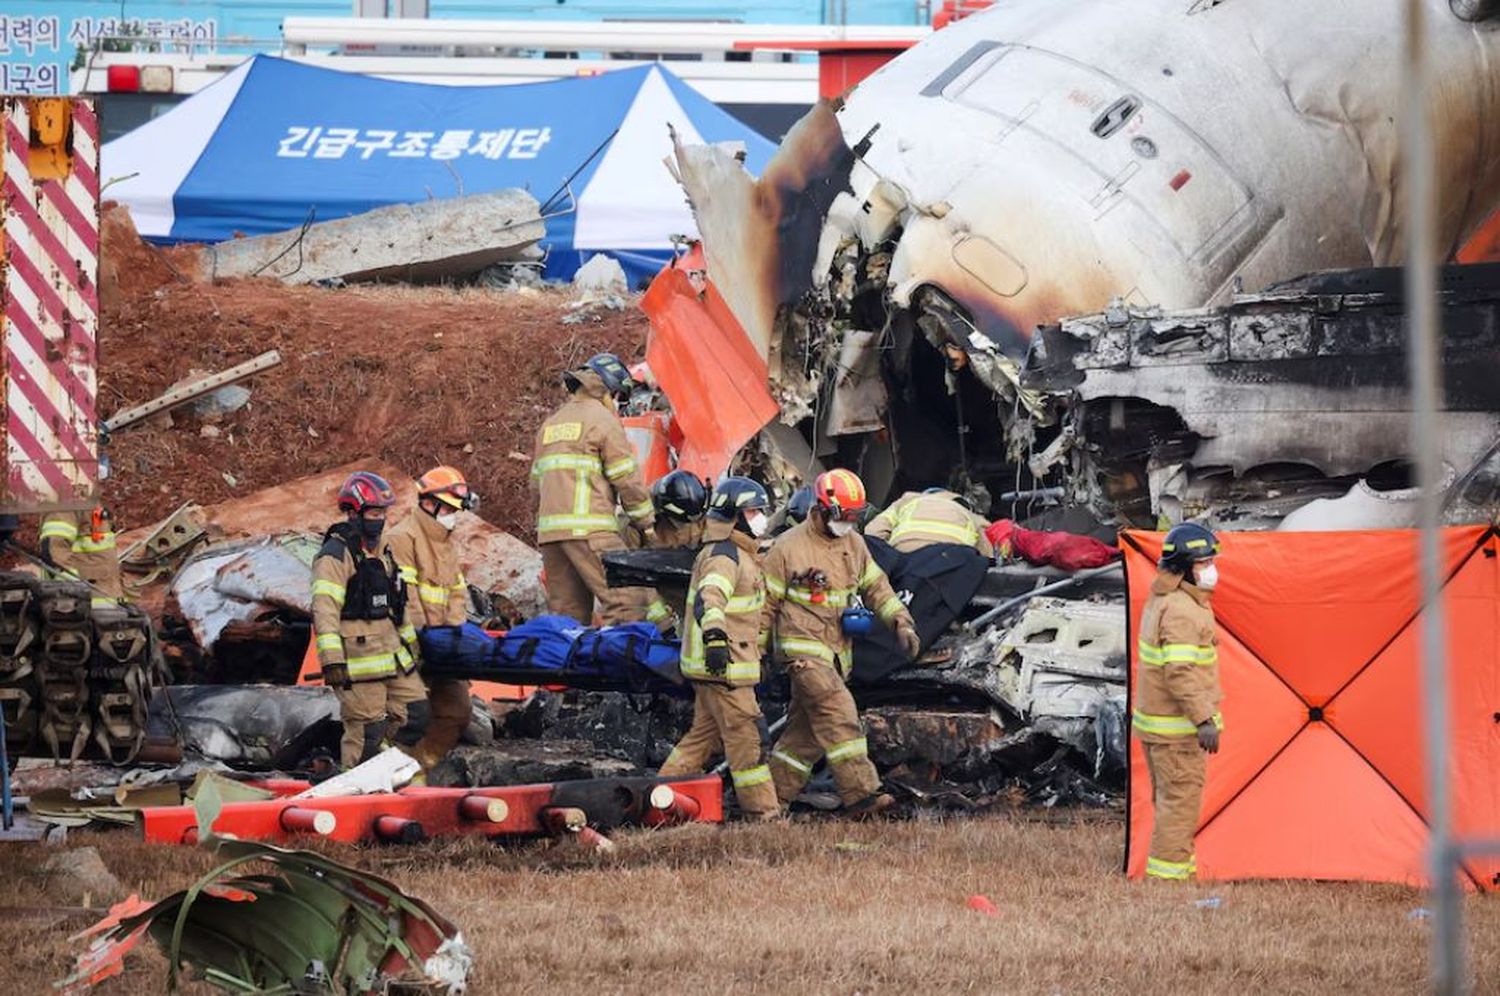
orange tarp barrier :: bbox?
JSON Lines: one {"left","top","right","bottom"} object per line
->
{"left": 1123, "top": 526, "right": 1500, "bottom": 889}
{"left": 641, "top": 246, "right": 779, "bottom": 481}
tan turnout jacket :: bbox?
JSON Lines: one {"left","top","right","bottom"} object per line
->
{"left": 762, "top": 519, "right": 914, "bottom": 678}
{"left": 311, "top": 527, "right": 420, "bottom": 682}
{"left": 39, "top": 509, "right": 125, "bottom": 605}
{"left": 681, "top": 522, "right": 766, "bottom": 686}
{"left": 531, "top": 371, "right": 654, "bottom": 544}
{"left": 386, "top": 511, "right": 467, "bottom": 628}
{"left": 865, "top": 490, "right": 993, "bottom": 557}
{"left": 1133, "top": 571, "right": 1222, "bottom": 743}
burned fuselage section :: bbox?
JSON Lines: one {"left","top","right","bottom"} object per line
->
{"left": 1023, "top": 265, "right": 1500, "bottom": 528}
{"left": 673, "top": 0, "right": 1500, "bottom": 522}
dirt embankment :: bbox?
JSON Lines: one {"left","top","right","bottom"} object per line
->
{"left": 98, "top": 206, "right": 648, "bottom": 540}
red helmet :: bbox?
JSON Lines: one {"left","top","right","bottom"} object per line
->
{"left": 813, "top": 469, "right": 867, "bottom": 521}
{"left": 338, "top": 471, "right": 395, "bottom": 514}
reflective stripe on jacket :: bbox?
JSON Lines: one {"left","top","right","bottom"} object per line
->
{"left": 680, "top": 523, "right": 765, "bottom": 686}
{"left": 531, "top": 370, "right": 654, "bottom": 544}
{"left": 762, "top": 519, "right": 914, "bottom": 678}
{"left": 310, "top": 527, "right": 419, "bottom": 681}
{"left": 865, "top": 491, "right": 994, "bottom": 557}
{"left": 386, "top": 510, "right": 468, "bottom": 628}
{"left": 1133, "top": 570, "right": 1223, "bottom": 742}
{"left": 39, "top": 509, "right": 126, "bottom": 600}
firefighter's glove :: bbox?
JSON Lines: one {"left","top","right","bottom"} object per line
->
{"left": 895, "top": 621, "right": 922, "bottom": 662}
{"left": 1196, "top": 720, "right": 1221, "bottom": 754}
{"left": 703, "top": 628, "right": 731, "bottom": 679}
{"left": 323, "top": 663, "right": 353, "bottom": 690}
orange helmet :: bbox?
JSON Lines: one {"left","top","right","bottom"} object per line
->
{"left": 417, "top": 466, "right": 479, "bottom": 511}
{"left": 813, "top": 469, "right": 867, "bottom": 521}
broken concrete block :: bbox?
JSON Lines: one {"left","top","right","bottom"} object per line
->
{"left": 41, "top": 847, "right": 125, "bottom": 905}
{"left": 200, "top": 189, "right": 545, "bottom": 285}
{"left": 191, "top": 384, "right": 251, "bottom": 419}
{"left": 572, "top": 253, "right": 629, "bottom": 295}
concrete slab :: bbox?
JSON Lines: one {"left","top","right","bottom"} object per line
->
{"left": 200, "top": 190, "right": 546, "bottom": 285}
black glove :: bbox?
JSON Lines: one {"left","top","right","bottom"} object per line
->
{"left": 703, "top": 628, "right": 730, "bottom": 679}
{"left": 1197, "top": 721, "right": 1221, "bottom": 754}
{"left": 323, "top": 663, "right": 353, "bottom": 690}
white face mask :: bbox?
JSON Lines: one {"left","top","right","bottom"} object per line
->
{"left": 744, "top": 510, "right": 768, "bottom": 538}
{"left": 1194, "top": 562, "right": 1219, "bottom": 590}
{"left": 828, "top": 520, "right": 855, "bottom": 538}
{"left": 436, "top": 511, "right": 460, "bottom": 532}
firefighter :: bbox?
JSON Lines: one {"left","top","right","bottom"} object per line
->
{"left": 311, "top": 471, "right": 427, "bottom": 770}
{"left": 773, "top": 485, "right": 815, "bottom": 536}
{"left": 764, "top": 469, "right": 922, "bottom": 817}
{"left": 532, "top": 353, "right": 668, "bottom": 627}
{"left": 658, "top": 476, "right": 779, "bottom": 819}
{"left": 39, "top": 506, "right": 126, "bottom": 608}
{"left": 865, "top": 488, "right": 994, "bottom": 558}
{"left": 386, "top": 465, "right": 478, "bottom": 772}
{"left": 648, "top": 469, "right": 709, "bottom": 549}
{"left": 1134, "top": 521, "right": 1224, "bottom": 881}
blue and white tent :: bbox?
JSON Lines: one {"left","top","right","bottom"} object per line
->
{"left": 102, "top": 56, "right": 775, "bottom": 284}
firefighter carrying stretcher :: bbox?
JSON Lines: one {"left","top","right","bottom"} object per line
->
{"left": 658, "top": 476, "right": 780, "bottom": 819}
{"left": 532, "top": 353, "right": 670, "bottom": 628}
{"left": 764, "top": 469, "right": 922, "bottom": 818}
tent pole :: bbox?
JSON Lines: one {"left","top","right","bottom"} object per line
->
{"left": 1402, "top": 1, "right": 1463, "bottom": 992}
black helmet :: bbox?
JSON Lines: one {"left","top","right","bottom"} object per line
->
{"left": 1160, "top": 522, "right": 1220, "bottom": 574}
{"left": 784, "top": 486, "right": 815, "bottom": 525}
{"left": 651, "top": 470, "right": 708, "bottom": 521}
{"left": 570, "top": 352, "right": 634, "bottom": 397}
{"left": 708, "top": 477, "right": 770, "bottom": 521}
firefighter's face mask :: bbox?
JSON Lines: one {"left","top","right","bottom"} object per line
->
{"left": 436, "top": 511, "right": 460, "bottom": 531}
{"left": 1194, "top": 560, "right": 1219, "bottom": 591}
{"left": 827, "top": 520, "right": 856, "bottom": 538}
{"left": 358, "top": 510, "right": 386, "bottom": 544}
{"left": 744, "top": 509, "right": 768, "bottom": 538}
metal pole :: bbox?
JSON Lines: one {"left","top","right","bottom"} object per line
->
{"left": 1402, "top": 1, "right": 1463, "bottom": 992}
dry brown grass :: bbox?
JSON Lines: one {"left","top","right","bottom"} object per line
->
{"left": 2, "top": 814, "right": 1496, "bottom": 995}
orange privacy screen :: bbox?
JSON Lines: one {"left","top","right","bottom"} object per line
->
{"left": 1123, "top": 526, "right": 1500, "bottom": 890}
{"left": 641, "top": 247, "right": 779, "bottom": 481}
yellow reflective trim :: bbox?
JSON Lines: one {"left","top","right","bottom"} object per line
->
{"left": 764, "top": 575, "right": 787, "bottom": 597}
{"left": 418, "top": 582, "right": 450, "bottom": 605}
{"left": 778, "top": 637, "right": 835, "bottom": 664}
{"left": 398, "top": 625, "right": 418, "bottom": 643}
{"left": 1138, "top": 642, "right": 1215, "bottom": 665}
{"left": 783, "top": 584, "right": 856, "bottom": 608}
{"left": 826, "top": 737, "right": 868, "bottom": 764}
{"left": 90, "top": 596, "right": 120, "bottom": 609}
{"left": 39, "top": 522, "right": 77, "bottom": 540}
{"left": 697, "top": 574, "right": 735, "bottom": 598}
{"left": 725, "top": 591, "right": 765, "bottom": 613}
{"left": 731, "top": 764, "right": 772, "bottom": 789}
{"left": 890, "top": 518, "right": 977, "bottom": 546}
{"left": 72, "top": 534, "right": 117, "bottom": 554}
{"left": 345, "top": 652, "right": 398, "bottom": 677}
{"left": 311, "top": 579, "right": 346, "bottom": 606}
{"left": 315, "top": 633, "right": 343, "bottom": 652}
{"left": 534, "top": 453, "right": 604, "bottom": 475}
{"left": 858, "top": 560, "right": 883, "bottom": 586}
{"left": 624, "top": 500, "right": 654, "bottom": 522}
{"left": 876, "top": 596, "right": 904, "bottom": 623}
{"left": 537, "top": 514, "right": 619, "bottom": 534}
{"left": 397, "top": 566, "right": 419, "bottom": 582}
{"left": 604, "top": 456, "right": 638, "bottom": 481}
{"left": 646, "top": 599, "right": 672, "bottom": 624}
{"left": 679, "top": 657, "right": 760, "bottom": 681}
{"left": 1132, "top": 711, "right": 1223, "bottom": 736}
{"left": 698, "top": 608, "right": 727, "bottom": 628}
{"left": 1146, "top": 856, "right": 1193, "bottom": 880}
{"left": 771, "top": 750, "right": 811, "bottom": 776}
{"left": 1184, "top": 538, "right": 1210, "bottom": 550}
{"left": 1137, "top": 641, "right": 1165, "bottom": 664}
